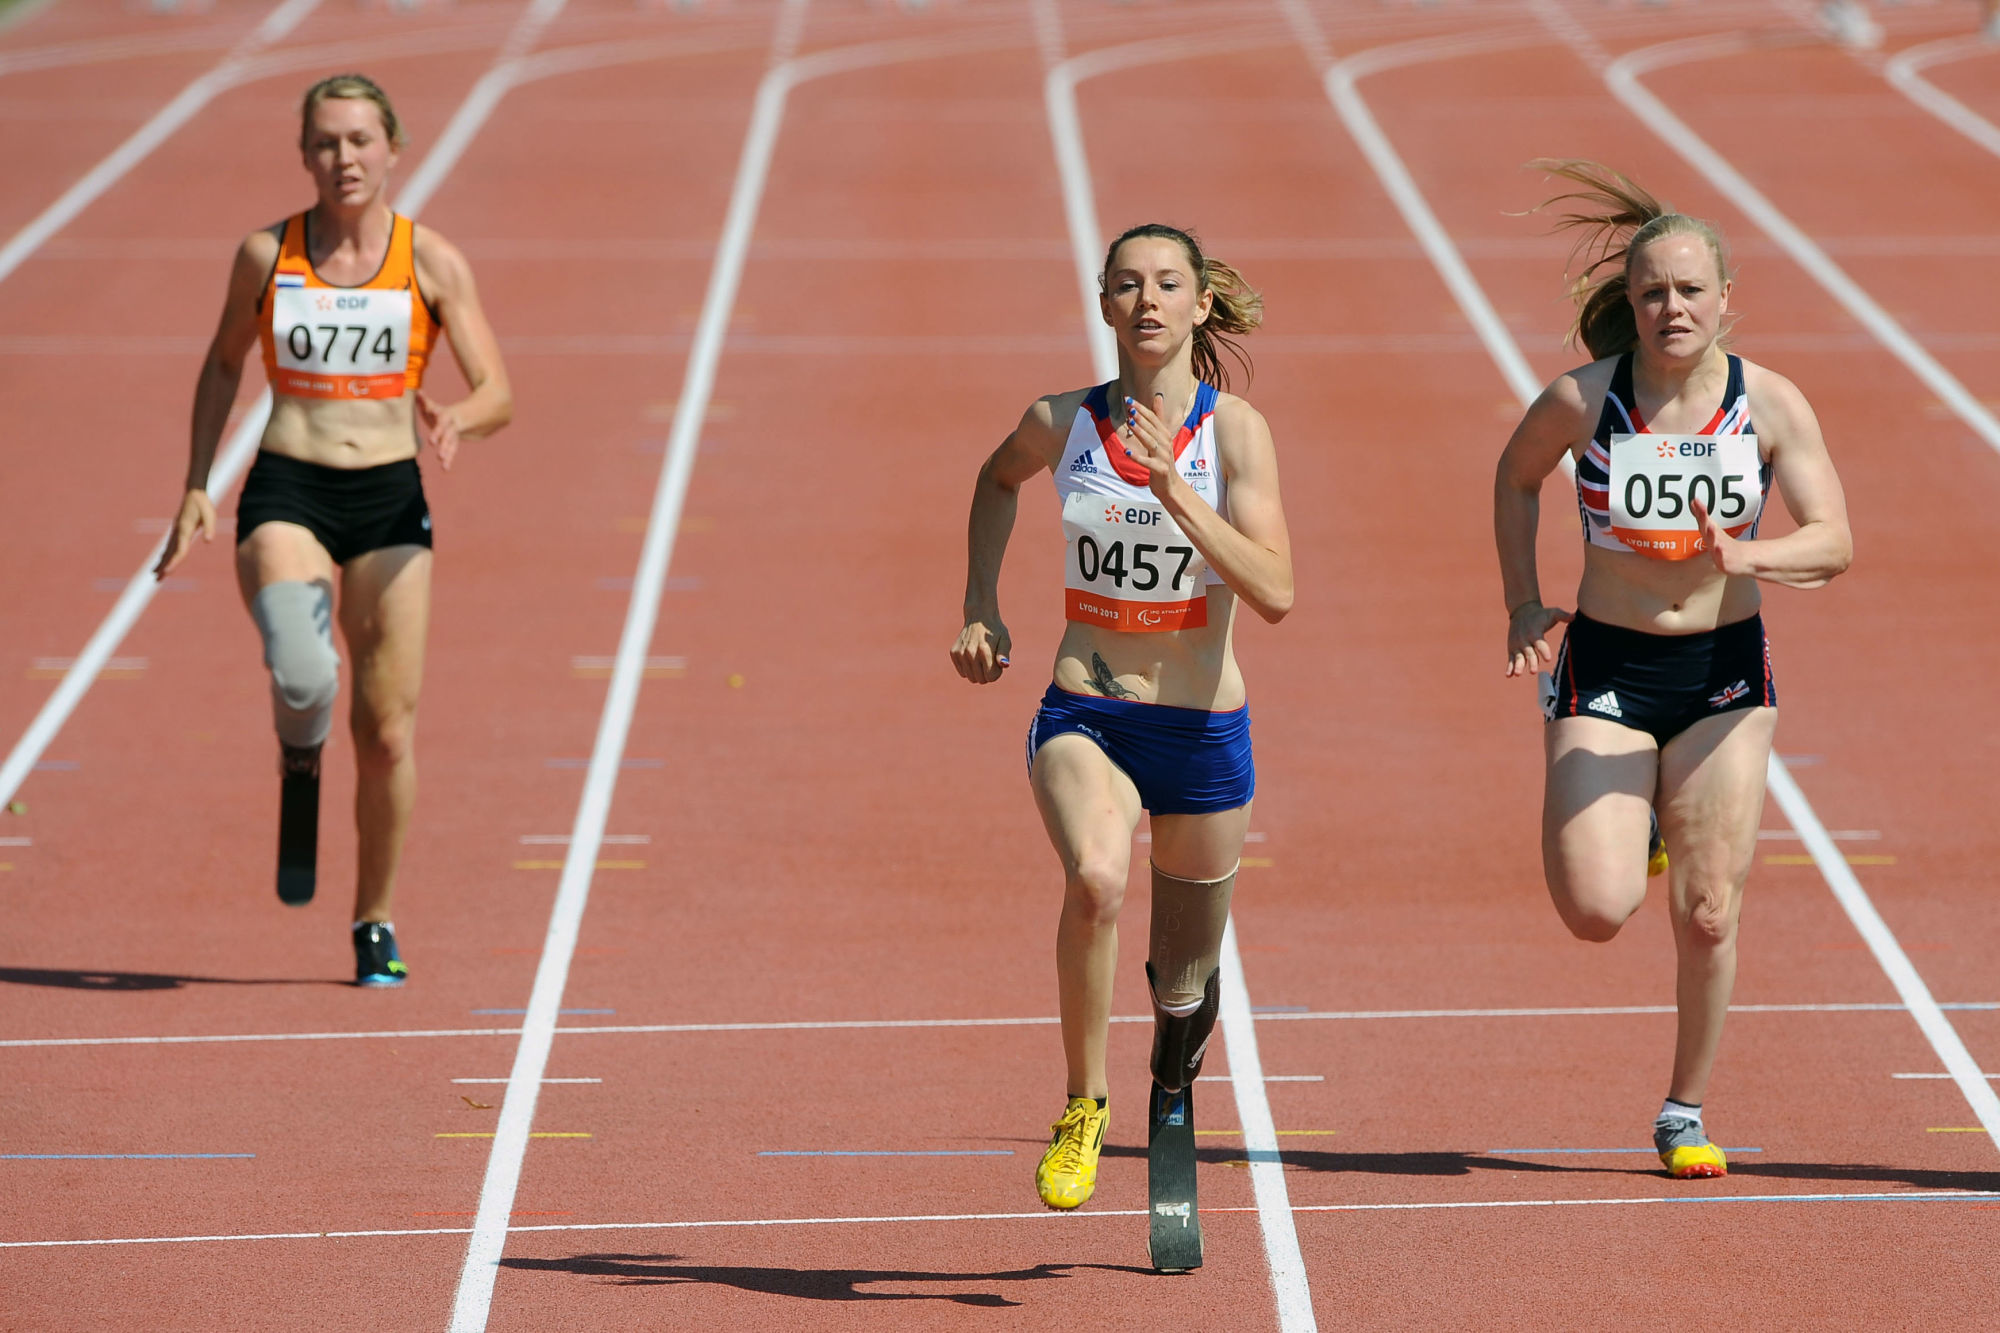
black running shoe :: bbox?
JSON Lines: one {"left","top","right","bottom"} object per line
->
{"left": 277, "top": 744, "right": 322, "bottom": 906}
{"left": 353, "top": 923, "right": 408, "bottom": 987}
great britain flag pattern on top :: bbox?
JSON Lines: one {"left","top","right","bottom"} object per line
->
{"left": 1055, "top": 382, "right": 1228, "bottom": 633}
{"left": 1577, "top": 352, "right": 1771, "bottom": 560}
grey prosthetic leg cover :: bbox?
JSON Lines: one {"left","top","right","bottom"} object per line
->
{"left": 250, "top": 581, "right": 338, "bottom": 748}
{"left": 1148, "top": 861, "right": 1236, "bottom": 1006}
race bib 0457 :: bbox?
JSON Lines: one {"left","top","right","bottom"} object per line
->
{"left": 1607, "top": 432, "right": 1762, "bottom": 560}
{"left": 271, "top": 283, "right": 412, "bottom": 400}
{"left": 1062, "top": 492, "right": 1208, "bottom": 632}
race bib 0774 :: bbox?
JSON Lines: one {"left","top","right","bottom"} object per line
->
{"left": 1607, "top": 432, "right": 1762, "bottom": 560}
{"left": 1062, "top": 492, "right": 1208, "bottom": 632}
{"left": 271, "top": 283, "right": 412, "bottom": 400}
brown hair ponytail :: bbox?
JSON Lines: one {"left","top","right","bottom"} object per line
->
{"left": 1527, "top": 159, "right": 1730, "bottom": 360}
{"left": 1100, "top": 224, "right": 1263, "bottom": 392}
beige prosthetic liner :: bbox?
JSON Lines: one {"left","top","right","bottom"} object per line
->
{"left": 1146, "top": 861, "right": 1237, "bottom": 1091}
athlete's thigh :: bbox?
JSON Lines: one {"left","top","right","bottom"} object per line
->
{"left": 1544, "top": 715, "right": 1658, "bottom": 915}
{"left": 1656, "top": 706, "right": 1776, "bottom": 899}
{"left": 337, "top": 545, "right": 432, "bottom": 713}
{"left": 235, "top": 522, "right": 335, "bottom": 606}
{"left": 1031, "top": 734, "right": 1143, "bottom": 876}
{"left": 1149, "top": 803, "right": 1252, "bottom": 881}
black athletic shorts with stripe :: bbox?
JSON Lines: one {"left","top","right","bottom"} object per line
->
{"left": 1543, "top": 612, "right": 1775, "bottom": 746}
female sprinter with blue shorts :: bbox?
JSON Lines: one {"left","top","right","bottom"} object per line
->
{"left": 1496, "top": 163, "right": 1851, "bottom": 1177}
{"left": 155, "top": 74, "right": 511, "bottom": 985}
{"left": 951, "top": 225, "right": 1292, "bottom": 1267}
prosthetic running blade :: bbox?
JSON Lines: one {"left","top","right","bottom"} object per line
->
{"left": 1147, "top": 1081, "right": 1202, "bottom": 1272}
{"left": 276, "top": 748, "right": 320, "bottom": 906}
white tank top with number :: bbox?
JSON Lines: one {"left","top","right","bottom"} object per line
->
{"left": 1053, "top": 382, "right": 1227, "bottom": 633}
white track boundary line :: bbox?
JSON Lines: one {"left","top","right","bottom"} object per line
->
{"left": 443, "top": 10, "right": 1037, "bottom": 1329}
{"left": 0, "top": 0, "right": 321, "bottom": 288}
{"left": 1314, "top": 13, "right": 2000, "bottom": 1159}
{"left": 8, "top": 999, "right": 1992, "bottom": 1050}
{"left": 10, "top": 1189, "right": 1997, "bottom": 1251}
{"left": 443, "top": 1, "right": 797, "bottom": 1321}
{"left": 0, "top": 0, "right": 572, "bottom": 808}
{"left": 1036, "top": 5, "right": 1315, "bottom": 1326}
{"left": 1884, "top": 34, "right": 2000, "bottom": 162}
{"left": 1590, "top": 26, "right": 2000, "bottom": 460}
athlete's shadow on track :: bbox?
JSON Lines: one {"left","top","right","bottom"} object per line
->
{"left": 499, "top": 1254, "right": 1147, "bottom": 1305}
{"left": 1099, "top": 1145, "right": 2000, "bottom": 1193}
{"left": 0, "top": 966, "right": 339, "bottom": 990}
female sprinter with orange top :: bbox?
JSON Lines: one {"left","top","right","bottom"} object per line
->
{"left": 155, "top": 74, "right": 511, "bottom": 985}
{"left": 951, "top": 224, "right": 1291, "bottom": 1269}
{"left": 1495, "top": 163, "right": 1851, "bottom": 1177}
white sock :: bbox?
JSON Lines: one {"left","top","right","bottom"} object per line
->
{"left": 1657, "top": 1098, "right": 1702, "bottom": 1125}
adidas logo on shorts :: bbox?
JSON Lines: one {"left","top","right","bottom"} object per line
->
{"left": 1586, "top": 690, "right": 1623, "bottom": 719}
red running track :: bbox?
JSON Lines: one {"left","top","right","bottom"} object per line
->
{"left": 2, "top": 1, "right": 1998, "bottom": 1328}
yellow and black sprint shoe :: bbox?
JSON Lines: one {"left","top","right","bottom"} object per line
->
{"left": 1648, "top": 812, "right": 1670, "bottom": 879}
{"left": 1654, "top": 1116, "right": 1727, "bottom": 1178}
{"left": 1036, "top": 1097, "right": 1109, "bottom": 1209}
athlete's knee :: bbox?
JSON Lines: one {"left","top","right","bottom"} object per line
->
{"left": 1063, "top": 855, "right": 1127, "bottom": 924}
{"left": 350, "top": 706, "right": 416, "bottom": 775}
{"left": 1677, "top": 884, "right": 1737, "bottom": 950}
{"left": 251, "top": 582, "right": 338, "bottom": 749}
{"left": 1554, "top": 893, "right": 1631, "bottom": 943}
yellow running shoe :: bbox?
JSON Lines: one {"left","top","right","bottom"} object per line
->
{"left": 1654, "top": 1116, "right": 1727, "bottom": 1178}
{"left": 1647, "top": 813, "right": 1669, "bottom": 879}
{"left": 1036, "top": 1096, "right": 1109, "bottom": 1209}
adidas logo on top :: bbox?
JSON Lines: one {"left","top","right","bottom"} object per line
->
{"left": 1068, "top": 453, "right": 1099, "bottom": 474}
{"left": 1586, "top": 691, "right": 1623, "bottom": 718}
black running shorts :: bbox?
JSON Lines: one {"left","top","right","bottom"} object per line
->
{"left": 237, "top": 451, "right": 432, "bottom": 566}
{"left": 1543, "top": 612, "right": 1775, "bottom": 746}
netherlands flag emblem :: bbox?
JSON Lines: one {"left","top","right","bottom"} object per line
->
{"left": 274, "top": 271, "right": 306, "bottom": 288}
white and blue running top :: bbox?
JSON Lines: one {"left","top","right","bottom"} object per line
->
{"left": 1053, "top": 382, "right": 1228, "bottom": 633}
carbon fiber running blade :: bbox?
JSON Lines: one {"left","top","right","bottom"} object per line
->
{"left": 276, "top": 759, "right": 319, "bottom": 906}
{"left": 1147, "top": 1082, "right": 1201, "bottom": 1272}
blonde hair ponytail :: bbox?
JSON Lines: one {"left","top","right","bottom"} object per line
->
{"left": 1527, "top": 158, "right": 1730, "bottom": 359}
{"left": 1101, "top": 224, "right": 1263, "bottom": 392}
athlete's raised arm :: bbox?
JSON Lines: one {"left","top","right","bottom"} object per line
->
{"left": 411, "top": 225, "right": 511, "bottom": 470}
{"left": 1690, "top": 366, "right": 1851, "bottom": 587}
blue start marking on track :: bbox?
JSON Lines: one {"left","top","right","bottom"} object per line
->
{"left": 757, "top": 1150, "right": 1016, "bottom": 1158}
{"left": 3, "top": 1153, "right": 255, "bottom": 1160}
{"left": 470, "top": 1009, "right": 614, "bottom": 1016}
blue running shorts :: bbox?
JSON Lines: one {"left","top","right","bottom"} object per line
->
{"left": 1026, "top": 684, "right": 1254, "bottom": 815}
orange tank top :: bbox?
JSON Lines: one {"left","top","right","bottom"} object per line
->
{"left": 259, "top": 211, "right": 438, "bottom": 401}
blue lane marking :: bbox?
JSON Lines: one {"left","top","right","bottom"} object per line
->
{"left": 1251, "top": 1005, "right": 1308, "bottom": 1014}
{"left": 1488, "top": 1147, "right": 1763, "bottom": 1155}
{"left": 3, "top": 1153, "right": 255, "bottom": 1160}
{"left": 470, "top": 1009, "right": 614, "bottom": 1016}
{"left": 758, "top": 1150, "right": 1016, "bottom": 1158}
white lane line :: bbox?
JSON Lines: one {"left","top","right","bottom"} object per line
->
{"left": 447, "top": 10, "right": 1037, "bottom": 1329}
{"left": 9, "top": 1000, "right": 1993, "bottom": 1049}
{"left": 1589, "top": 24, "right": 2000, "bottom": 460}
{"left": 0, "top": 0, "right": 556, "bottom": 816}
{"left": 518, "top": 835, "right": 649, "bottom": 844}
{"left": 10, "top": 1190, "right": 1995, "bottom": 1250}
{"left": 0, "top": 0, "right": 322, "bottom": 288}
{"left": 1766, "top": 764, "right": 2000, "bottom": 1149}
{"left": 1885, "top": 34, "right": 2000, "bottom": 162}
{"left": 1037, "top": 7, "right": 1314, "bottom": 1326}
{"left": 1316, "top": 12, "right": 2000, "bottom": 1159}
{"left": 0, "top": 23, "right": 248, "bottom": 77}
{"left": 445, "top": 3, "right": 802, "bottom": 1322}
{"left": 451, "top": 1078, "right": 601, "bottom": 1084}
{"left": 1894, "top": 1073, "right": 2000, "bottom": 1081}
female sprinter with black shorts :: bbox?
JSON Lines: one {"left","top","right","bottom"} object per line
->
{"left": 155, "top": 74, "right": 511, "bottom": 985}
{"left": 1496, "top": 163, "right": 1851, "bottom": 1177}
{"left": 951, "top": 225, "right": 1291, "bottom": 1267}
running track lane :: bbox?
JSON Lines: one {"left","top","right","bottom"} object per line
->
{"left": 0, "top": 2, "right": 777, "bottom": 1327}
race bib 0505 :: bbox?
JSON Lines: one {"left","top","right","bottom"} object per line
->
{"left": 1062, "top": 492, "right": 1208, "bottom": 632}
{"left": 1607, "top": 432, "right": 1762, "bottom": 560}
{"left": 271, "top": 284, "right": 412, "bottom": 400}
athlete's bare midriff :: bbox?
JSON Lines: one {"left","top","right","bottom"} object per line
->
{"left": 1575, "top": 545, "right": 1763, "bottom": 636}
{"left": 259, "top": 392, "right": 419, "bottom": 469}
{"left": 1052, "top": 585, "right": 1245, "bottom": 710}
